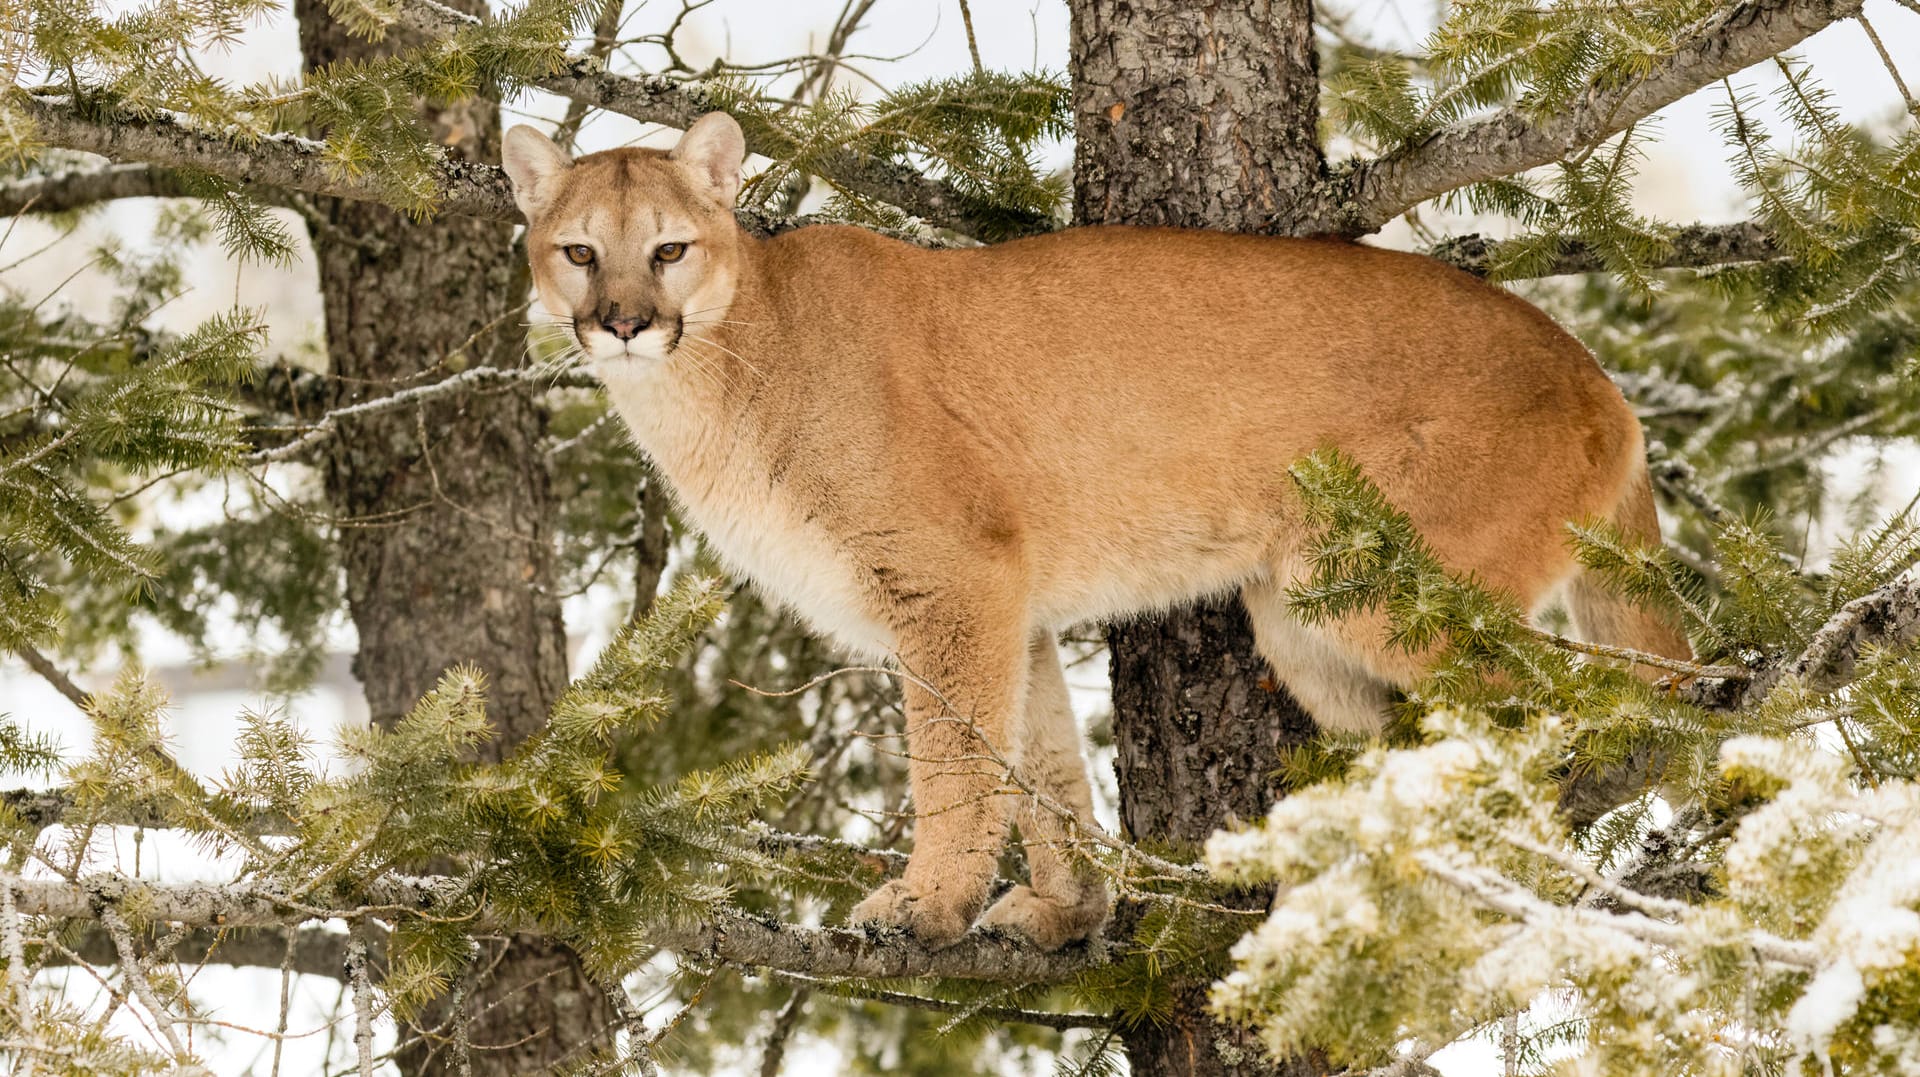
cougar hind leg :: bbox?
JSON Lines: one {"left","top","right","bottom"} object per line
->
{"left": 1241, "top": 576, "right": 1415, "bottom": 735}
{"left": 1562, "top": 463, "right": 1694, "bottom": 674}
{"left": 977, "top": 632, "right": 1110, "bottom": 950}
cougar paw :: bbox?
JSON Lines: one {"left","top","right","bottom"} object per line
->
{"left": 977, "top": 883, "right": 1111, "bottom": 951}
{"left": 849, "top": 880, "right": 976, "bottom": 950}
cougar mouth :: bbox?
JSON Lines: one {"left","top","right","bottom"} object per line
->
{"left": 572, "top": 315, "right": 685, "bottom": 364}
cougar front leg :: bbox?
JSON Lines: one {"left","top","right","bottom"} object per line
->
{"left": 849, "top": 599, "right": 1024, "bottom": 949}
{"left": 978, "top": 632, "right": 1110, "bottom": 950}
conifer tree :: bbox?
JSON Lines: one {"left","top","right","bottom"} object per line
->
{"left": 1, "top": 0, "right": 1919, "bottom": 1074}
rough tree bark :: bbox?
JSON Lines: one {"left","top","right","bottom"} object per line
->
{"left": 1070, "top": 2, "right": 1332, "bottom": 1073}
{"left": 294, "top": 1, "right": 616, "bottom": 1071}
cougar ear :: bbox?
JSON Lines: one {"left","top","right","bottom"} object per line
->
{"left": 669, "top": 112, "right": 745, "bottom": 207}
{"left": 502, "top": 125, "right": 574, "bottom": 219}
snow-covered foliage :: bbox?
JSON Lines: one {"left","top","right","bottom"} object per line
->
{"left": 1207, "top": 454, "right": 1920, "bottom": 1075}
{"left": 1211, "top": 712, "right": 1920, "bottom": 1075}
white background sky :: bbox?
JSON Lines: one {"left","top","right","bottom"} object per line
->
{"left": 4, "top": 1, "right": 1920, "bottom": 1072}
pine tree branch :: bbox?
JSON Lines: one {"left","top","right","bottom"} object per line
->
{"left": 16, "top": 94, "right": 520, "bottom": 221}
{"left": 3, "top": 788, "right": 1084, "bottom": 985}
{"left": 0, "top": 788, "right": 290, "bottom": 832}
{"left": 14, "top": 95, "right": 970, "bottom": 249}
{"left": 37, "top": 922, "right": 354, "bottom": 981}
{"left": 1688, "top": 571, "right": 1920, "bottom": 709}
{"left": 0, "top": 785, "right": 917, "bottom": 887}
{"left": 761, "top": 968, "right": 1109, "bottom": 1029}
{"left": 392, "top": 0, "right": 1045, "bottom": 238}
{"left": 1330, "top": 0, "right": 1864, "bottom": 234}
{"left": 11, "top": 872, "right": 1102, "bottom": 985}
{"left": 0, "top": 164, "right": 207, "bottom": 216}
{"left": 1563, "top": 574, "right": 1920, "bottom": 824}
{"left": 1426, "top": 221, "right": 1782, "bottom": 278}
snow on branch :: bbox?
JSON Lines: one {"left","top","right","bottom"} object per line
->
{"left": 1332, "top": 0, "right": 1863, "bottom": 233}
{"left": 1412, "top": 853, "right": 1821, "bottom": 970}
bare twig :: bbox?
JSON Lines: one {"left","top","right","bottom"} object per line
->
{"left": 552, "top": 0, "right": 630, "bottom": 150}
{"left": 1531, "top": 629, "right": 1745, "bottom": 680}
{"left": 247, "top": 364, "right": 594, "bottom": 465}
{"left": 794, "top": 0, "right": 883, "bottom": 103}
{"left": 1415, "top": 852, "right": 1820, "bottom": 970}
{"left": 38, "top": 922, "right": 354, "bottom": 981}
{"left": 1645, "top": 442, "right": 1736, "bottom": 527}
{"left": 100, "top": 907, "right": 190, "bottom": 1060}
{"left": 957, "top": 0, "right": 984, "bottom": 73}
{"left": 11, "top": 644, "right": 89, "bottom": 708}
{"left": 271, "top": 928, "right": 296, "bottom": 1077}
{"left": 1721, "top": 403, "right": 1898, "bottom": 482}
{"left": 757, "top": 987, "right": 809, "bottom": 1077}
{"left": 1, "top": 874, "right": 39, "bottom": 1077}
{"left": 1856, "top": 13, "right": 1918, "bottom": 119}
{"left": 347, "top": 929, "right": 376, "bottom": 1077}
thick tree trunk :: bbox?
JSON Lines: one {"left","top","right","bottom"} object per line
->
{"left": 295, "top": 3, "right": 615, "bottom": 1071}
{"left": 1070, "top": 0, "right": 1324, "bottom": 236}
{"left": 1069, "top": 2, "right": 1331, "bottom": 1073}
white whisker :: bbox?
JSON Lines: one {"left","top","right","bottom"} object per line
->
{"left": 680, "top": 333, "right": 765, "bottom": 381}
{"left": 674, "top": 344, "right": 738, "bottom": 395}
{"left": 675, "top": 337, "right": 759, "bottom": 396}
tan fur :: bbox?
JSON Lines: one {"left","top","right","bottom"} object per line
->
{"left": 503, "top": 116, "right": 1692, "bottom": 951}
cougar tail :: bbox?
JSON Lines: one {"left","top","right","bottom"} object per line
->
{"left": 1564, "top": 461, "right": 1695, "bottom": 677}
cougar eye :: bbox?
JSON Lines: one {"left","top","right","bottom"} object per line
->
{"left": 562, "top": 244, "right": 595, "bottom": 267}
{"left": 655, "top": 242, "right": 687, "bottom": 264}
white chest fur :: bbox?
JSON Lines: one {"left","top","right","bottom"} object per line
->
{"left": 599, "top": 370, "right": 895, "bottom": 659}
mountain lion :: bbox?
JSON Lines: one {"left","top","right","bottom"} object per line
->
{"left": 502, "top": 113, "right": 1691, "bottom": 952}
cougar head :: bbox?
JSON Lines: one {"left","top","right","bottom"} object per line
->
{"left": 502, "top": 113, "right": 747, "bottom": 367}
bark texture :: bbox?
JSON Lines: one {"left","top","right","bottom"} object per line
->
{"left": 1071, "top": 0, "right": 1324, "bottom": 236}
{"left": 294, "top": 1, "right": 614, "bottom": 1070}
{"left": 1070, "top": 2, "right": 1329, "bottom": 1073}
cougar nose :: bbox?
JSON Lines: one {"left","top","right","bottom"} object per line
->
{"left": 601, "top": 313, "right": 649, "bottom": 341}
